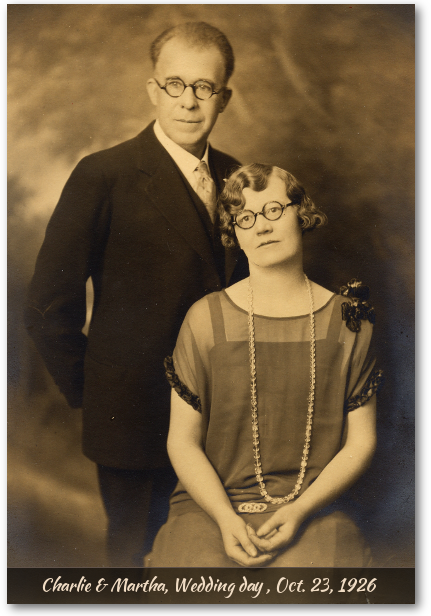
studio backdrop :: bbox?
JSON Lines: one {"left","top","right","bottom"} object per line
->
{"left": 8, "top": 4, "right": 414, "bottom": 568}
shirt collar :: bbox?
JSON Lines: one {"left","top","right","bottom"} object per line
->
{"left": 153, "top": 120, "right": 210, "bottom": 186}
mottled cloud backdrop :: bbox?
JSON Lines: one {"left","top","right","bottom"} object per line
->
{"left": 8, "top": 4, "right": 414, "bottom": 567}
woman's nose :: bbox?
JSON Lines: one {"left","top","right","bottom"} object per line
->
{"left": 255, "top": 212, "right": 273, "bottom": 234}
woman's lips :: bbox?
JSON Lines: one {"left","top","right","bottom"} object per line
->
{"left": 258, "top": 240, "right": 279, "bottom": 248}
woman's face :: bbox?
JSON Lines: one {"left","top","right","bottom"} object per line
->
{"left": 234, "top": 174, "right": 302, "bottom": 269}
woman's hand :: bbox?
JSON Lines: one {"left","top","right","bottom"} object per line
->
{"left": 218, "top": 513, "right": 276, "bottom": 567}
{"left": 247, "top": 503, "right": 305, "bottom": 554}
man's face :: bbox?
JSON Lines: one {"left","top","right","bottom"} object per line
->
{"left": 147, "top": 38, "right": 232, "bottom": 158}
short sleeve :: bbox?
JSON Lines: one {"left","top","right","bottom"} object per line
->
{"left": 164, "top": 297, "right": 214, "bottom": 413}
{"left": 344, "top": 320, "right": 384, "bottom": 413}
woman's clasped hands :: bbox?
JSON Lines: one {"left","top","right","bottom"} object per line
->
{"left": 219, "top": 503, "right": 305, "bottom": 567}
{"left": 219, "top": 512, "right": 275, "bottom": 567}
{"left": 246, "top": 503, "right": 305, "bottom": 561}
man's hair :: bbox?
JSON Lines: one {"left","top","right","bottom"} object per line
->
{"left": 150, "top": 21, "right": 235, "bottom": 83}
{"left": 218, "top": 163, "right": 328, "bottom": 248}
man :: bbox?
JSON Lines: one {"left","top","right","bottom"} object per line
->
{"left": 25, "top": 21, "right": 247, "bottom": 567}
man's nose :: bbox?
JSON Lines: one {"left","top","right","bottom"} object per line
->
{"left": 180, "top": 85, "right": 199, "bottom": 109}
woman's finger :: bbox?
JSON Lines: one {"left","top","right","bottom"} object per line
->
{"left": 247, "top": 526, "right": 275, "bottom": 552}
{"left": 249, "top": 534, "right": 275, "bottom": 552}
{"left": 228, "top": 545, "right": 276, "bottom": 567}
{"left": 224, "top": 527, "right": 259, "bottom": 558}
{"left": 238, "top": 530, "right": 259, "bottom": 557}
{"left": 263, "top": 528, "right": 278, "bottom": 540}
{"left": 256, "top": 512, "right": 282, "bottom": 537}
{"left": 262, "top": 523, "right": 298, "bottom": 551}
{"left": 247, "top": 523, "right": 272, "bottom": 551}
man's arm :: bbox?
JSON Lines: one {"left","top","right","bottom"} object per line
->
{"left": 24, "top": 154, "right": 111, "bottom": 408}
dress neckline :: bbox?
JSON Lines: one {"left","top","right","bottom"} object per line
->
{"left": 221, "top": 289, "right": 337, "bottom": 321}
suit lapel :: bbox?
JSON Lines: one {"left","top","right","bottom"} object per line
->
{"left": 209, "top": 148, "right": 227, "bottom": 192}
{"left": 181, "top": 171, "right": 215, "bottom": 242}
{"left": 208, "top": 147, "right": 241, "bottom": 286}
{"left": 133, "top": 124, "right": 243, "bottom": 286}
{"left": 136, "top": 125, "right": 219, "bottom": 280}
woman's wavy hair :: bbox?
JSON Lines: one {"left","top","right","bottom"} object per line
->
{"left": 218, "top": 163, "right": 327, "bottom": 248}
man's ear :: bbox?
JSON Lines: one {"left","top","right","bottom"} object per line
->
{"left": 146, "top": 78, "right": 159, "bottom": 106}
{"left": 219, "top": 88, "right": 232, "bottom": 113}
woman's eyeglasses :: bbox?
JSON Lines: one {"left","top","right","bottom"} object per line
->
{"left": 233, "top": 201, "right": 298, "bottom": 230}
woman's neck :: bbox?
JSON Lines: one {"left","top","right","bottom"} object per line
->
{"left": 247, "top": 261, "right": 309, "bottom": 317}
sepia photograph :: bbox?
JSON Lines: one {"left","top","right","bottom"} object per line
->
{"left": 7, "top": 3, "right": 414, "bottom": 604}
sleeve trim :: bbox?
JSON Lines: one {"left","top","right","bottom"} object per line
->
{"left": 164, "top": 356, "right": 202, "bottom": 413}
{"left": 345, "top": 367, "right": 385, "bottom": 413}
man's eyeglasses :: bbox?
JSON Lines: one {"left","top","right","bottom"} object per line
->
{"left": 233, "top": 201, "right": 298, "bottom": 230}
{"left": 154, "top": 78, "right": 225, "bottom": 101}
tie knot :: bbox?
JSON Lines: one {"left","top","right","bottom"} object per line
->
{"left": 196, "top": 160, "right": 210, "bottom": 178}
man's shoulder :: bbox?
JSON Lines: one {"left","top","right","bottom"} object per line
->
{"left": 210, "top": 145, "right": 241, "bottom": 168}
{"left": 77, "top": 122, "right": 160, "bottom": 172}
{"left": 209, "top": 145, "right": 241, "bottom": 181}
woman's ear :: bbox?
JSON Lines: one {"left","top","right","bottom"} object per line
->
{"left": 232, "top": 226, "right": 241, "bottom": 249}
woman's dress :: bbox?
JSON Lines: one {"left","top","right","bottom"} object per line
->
{"left": 146, "top": 284, "right": 384, "bottom": 567}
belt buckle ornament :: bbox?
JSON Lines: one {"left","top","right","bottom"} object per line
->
{"left": 238, "top": 502, "right": 267, "bottom": 513}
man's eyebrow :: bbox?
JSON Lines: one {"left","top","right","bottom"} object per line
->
{"left": 165, "top": 75, "right": 215, "bottom": 85}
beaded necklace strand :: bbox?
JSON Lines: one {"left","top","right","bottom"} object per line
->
{"left": 247, "top": 274, "right": 316, "bottom": 505}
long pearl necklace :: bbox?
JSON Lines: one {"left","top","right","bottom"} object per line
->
{"left": 247, "top": 274, "right": 316, "bottom": 506}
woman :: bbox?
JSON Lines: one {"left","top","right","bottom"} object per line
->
{"left": 146, "top": 163, "right": 384, "bottom": 568}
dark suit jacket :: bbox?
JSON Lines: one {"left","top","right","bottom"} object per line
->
{"left": 25, "top": 122, "right": 247, "bottom": 469}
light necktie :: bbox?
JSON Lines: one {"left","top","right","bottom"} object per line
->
{"left": 193, "top": 160, "right": 217, "bottom": 223}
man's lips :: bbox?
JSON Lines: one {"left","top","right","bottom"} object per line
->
{"left": 176, "top": 119, "right": 202, "bottom": 123}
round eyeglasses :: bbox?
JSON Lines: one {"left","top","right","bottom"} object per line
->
{"left": 154, "top": 78, "right": 225, "bottom": 101}
{"left": 233, "top": 201, "right": 298, "bottom": 230}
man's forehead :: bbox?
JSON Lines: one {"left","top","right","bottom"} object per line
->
{"left": 158, "top": 36, "right": 209, "bottom": 55}
{"left": 155, "top": 38, "right": 224, "bottom": 71}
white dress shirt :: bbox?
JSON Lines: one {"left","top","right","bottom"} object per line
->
{"left": 153, "top": 119, "right": 212, "bottom": 193}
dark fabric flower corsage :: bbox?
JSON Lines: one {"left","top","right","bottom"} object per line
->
{"left": 340, "top": 279, "right": 376, "bottom": 332}
{"left": 164, "top": 356, "right": 202, "bottom": 413}
{"left": 345, "top": 368, "right": 385, "bottom": 413}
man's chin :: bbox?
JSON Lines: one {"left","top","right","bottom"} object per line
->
{"left": 173, "top": 131, "right": 206, "bottom": 148}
